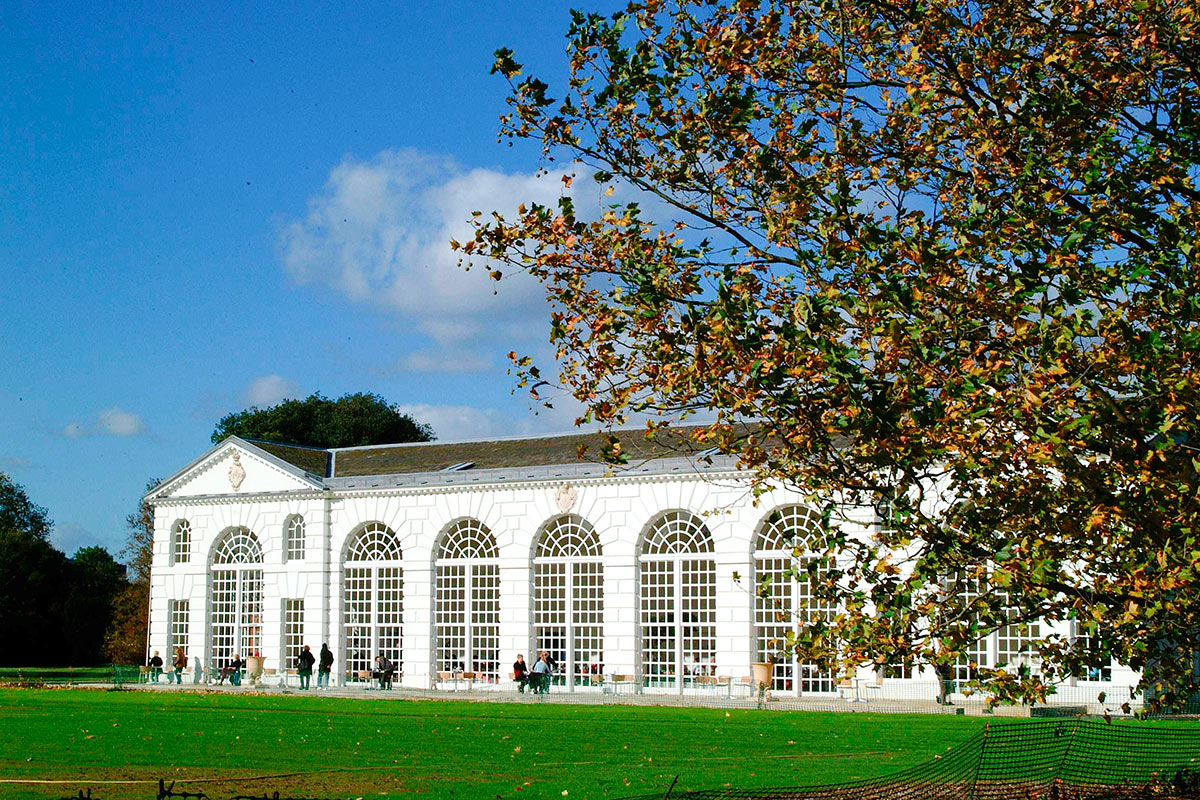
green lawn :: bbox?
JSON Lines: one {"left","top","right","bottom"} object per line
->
{"left": 0, "top": 688, "right": 1008, "bottom": 799}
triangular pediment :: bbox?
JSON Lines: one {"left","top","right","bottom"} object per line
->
{"left": 149, "top": 439, "right": 324, "bottom": 500}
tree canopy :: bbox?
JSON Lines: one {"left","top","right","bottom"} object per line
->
{"left": 464, "top": 0, "right": 1200, "bottom": 709}
{"left": 0, "top": 472, "right": 127, "bottom": 666}
{"left": 211, "top": 392, "right": 434, "bottom": 448}
{"left": 0, "top": 471, "right": 51, "bottom": 541}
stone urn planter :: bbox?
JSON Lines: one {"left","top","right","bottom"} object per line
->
{"left": 246, "top": 656, "right": 265, "bottom": 686}
{"left": 751, "top": 661, "right": 772, "bottom": 688}
{"left": 751, "top": 661, "right": 773, "bottom": 704}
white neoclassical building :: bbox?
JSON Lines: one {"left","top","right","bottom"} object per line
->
{"left": 146, "top": 430, "right": 1132, "bottom": 702}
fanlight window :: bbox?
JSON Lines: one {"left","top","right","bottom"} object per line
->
{"left": 754, "top": 505, "right": 824, "bottom": 553}
{"left": 343, "top": 522, "right": 403, "bottom": 682}
{"left": 438, "top": 518, "right": 498, "bottom": 560}
{"left": 535, "top": 515, "right": 601, "bottom": 559}
{"left": 346, "top": 521, "right": 404, "bottom": 562}
{"left": 753, "top": 505, "right": 836, "bottom": 694}
{"left": 638, "top": 511, "right": 716, "bottom": 692}
{"left": 533, "top": 516, "right": 604, "bottom": 688}
{"left": 641, "top": 510, "right": 714, "bottom": 555}
{"left": 171, "top": 519, "right": 192, "bottom": 565}
{"left": 212, "top": 527, "right": 263, "bottom": 565}
{"left": 434, "top": 518, "right": 500, "bottom": 681}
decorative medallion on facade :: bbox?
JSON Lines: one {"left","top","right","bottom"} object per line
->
{"left": 228, "top": 451, "right": 246, "bottom": 492}
{"left": 554, "top": 483, "right": 578, "bottom": 513}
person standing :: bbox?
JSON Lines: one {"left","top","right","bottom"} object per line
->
{"left": 512, "top": 654, "right": 530, "bottom": 693}
{"left": 172, "top": 647, "right": 187, "bottom": 685}
{"left": 544, "top": 651, "right": 558, "bottom": 693}
{"left": 297, "top": 645, "right": 316, "bottom": 690}
{"left": 148, "top": 651, "right": 163, "bottom": 683}
{"left": 317, "top": 643, "right": 334, "bottom": 690}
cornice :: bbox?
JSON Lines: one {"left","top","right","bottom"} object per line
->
{"left": 151, "top": 489, "right": 333, "bottom": 507}
{"left": 328, "top": 468, "right": 746, "bottom": 501}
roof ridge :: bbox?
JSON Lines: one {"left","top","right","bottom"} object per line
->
{"left": 240, "top": 437, "right": 331, "bottom": 453}
{"left": 326, "top": 422, "right": 710, "bottom": 454}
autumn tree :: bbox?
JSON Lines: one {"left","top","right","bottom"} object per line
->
{"left": 464, "top": 0, "right": 1200, "bottom": 708}
{"left": 211, "top": 392, "right": 434, "bottom": 448}
{"left": 104, "top": 479, "right": 157, "bottom": 665}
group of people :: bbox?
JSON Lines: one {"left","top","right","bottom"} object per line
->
{"left": 148, "top": 644, "right": 337, "bottom": 689}
{"left": 293, "top": 643, "right": 336, "bottom": 689}
{"left": 512, "top": 651, "right": 557, "bottom": 694}
{"left": 147, "top": 648, "right": 193, "bottom": 684}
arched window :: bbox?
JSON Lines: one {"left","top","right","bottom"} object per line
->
{"left": 434, "top": 518, "right": 500, "bottom": 681}
{"left": 533, "top": 515, "right": 604, "bottom": 689}
{"left": 209, "top": 527, "right": 263, "bottom": 670}
{"left": 638, "top": 511, "right": 716, "bottom": 692}
{"left": 342, "top": 522, "right": 403, "bottom": 682}
{"left": 753, "top": 505, "right": 836, "bottom": 694}
{"left": 171, "top": 519, "right": 192, "bottom": 565}
{"left": 285, "top": 515, "right": 306, "bottom": 562}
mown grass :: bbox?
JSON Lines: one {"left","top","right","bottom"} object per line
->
{"left": 0, "top": 688, "right": 1009, "bottom": 799}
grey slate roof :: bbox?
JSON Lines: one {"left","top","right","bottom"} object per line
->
{"left": 246, "top": 440, "right": 332, "bottom": 478}
{"left": 244, "top": 426, "right": 738, "bottom": 485}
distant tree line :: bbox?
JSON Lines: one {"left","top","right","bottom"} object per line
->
{"left": 0, "top": 473, "right": 129, "bottom": 667}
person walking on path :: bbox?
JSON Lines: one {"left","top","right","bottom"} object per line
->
{"left": 317, "top": 643, "right": 334, "bottom": 690}
{"left": 297, "top": 645, "right": 316, "bottom": 690}
{"left": 513, "top": 654, "right": 530, "bottom": 693}
{"left": 172, "top": 647, "right": 187, "bottom": 685}
{"left": 148, "top": 651, "right": 163, "bottom": 683}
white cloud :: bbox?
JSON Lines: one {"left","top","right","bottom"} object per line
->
{"left": 393, "top": 350, "right": 492, "bottom": 373}
{"left": 395, "top": 403, "right": 512, "bottom": 442}
{"left": 62, "top": 409, "right": 146, "bottom": 438}
{"left": 243, "top": 374, "right": 301, "bottom": 408}
{"left": 279, "top": 149, "right": 598, "bottom": 370}
{"left": 98, "top": 407, "right": 145, "bottom": 437}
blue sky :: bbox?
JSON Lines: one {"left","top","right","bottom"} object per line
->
{"left": 0, "top": 0, "right": 622, "bottom": 555}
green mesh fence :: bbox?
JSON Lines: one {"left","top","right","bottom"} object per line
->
{"left": 621, "top": 720, "right": 1200, "bottom": 800}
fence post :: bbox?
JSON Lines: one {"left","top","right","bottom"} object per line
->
{"left": 1052, "top": 718, "right": 1081, "bottom": 796}
{"left": 968, "top": 722, "right": 991, "bottom": 800}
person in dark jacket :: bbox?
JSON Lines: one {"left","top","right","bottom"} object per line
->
{"left": 148, "top": 651, "right": 163, "bottom": 683}
{"left": 219, "top": 654, "right": 243, "bottom": 686}
{"left": 513, "top": 654, "right": 530, "bottom": 693}
{"left": 375, "top": 654, "right": 394, "bottom": 690}
{"left": 297, "top": 645, "right": 316, "bottom": 690}
{"left": 317, "top": 643, "right": 334, "bottom": 690}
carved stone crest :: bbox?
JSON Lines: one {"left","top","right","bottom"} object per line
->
{"left": 228, "top": 451, "right": 246, "bottom": 492}
{"left": 554, "top": 483, "right": 578, "bottom": 513}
